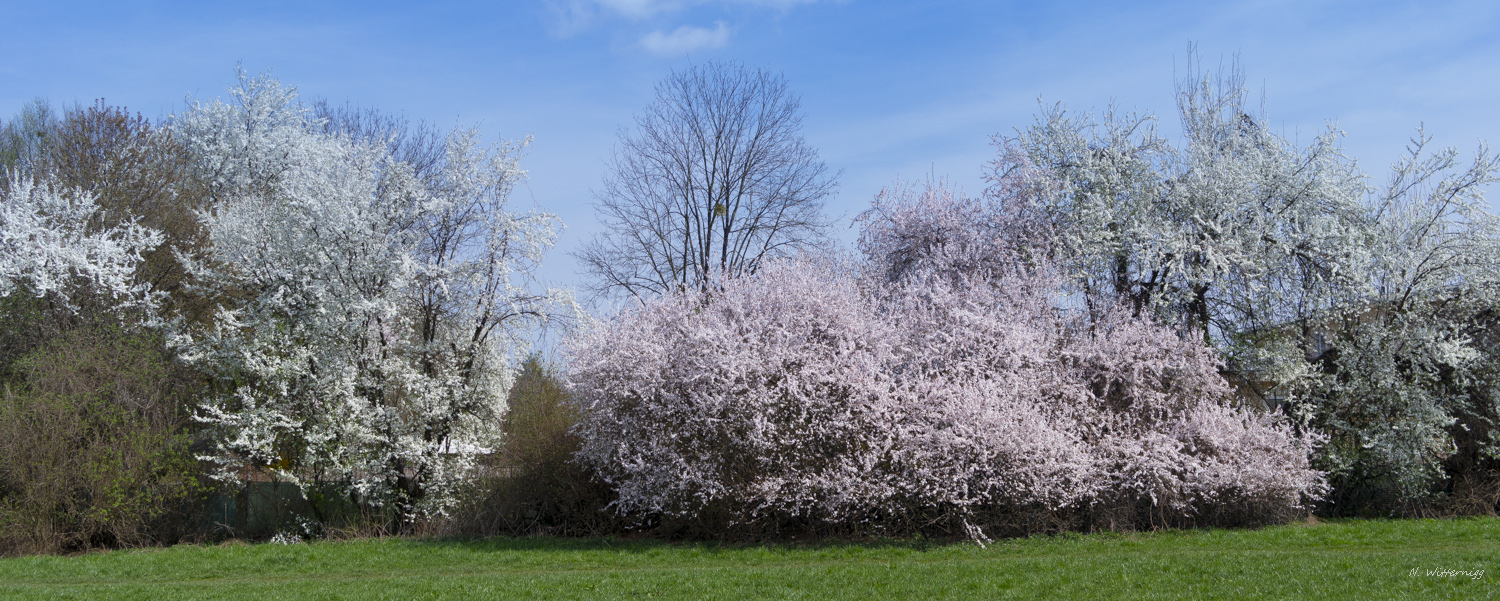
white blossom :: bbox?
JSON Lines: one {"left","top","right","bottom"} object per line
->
{"left": 0, "top": 174, "right": 161, "bottom": 313}
{"left": 1002, "top": 60, "right": 1500, "bottom": 504}
{"left": 174, "top": 70, "right": 572, "bottom": 521}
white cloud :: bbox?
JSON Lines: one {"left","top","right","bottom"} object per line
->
{"left": 548, "top": 0, "right": 818, "bottom": 38}
{"left": 596, "top": 0, "right": 686, "bottom": 19}
{"left": 640, "top": 21, "right": 731, "bottom": 56}
{"left": 571, "top": 0, "right": 818, "bottom": 20}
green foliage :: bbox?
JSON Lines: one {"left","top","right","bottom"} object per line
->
{"left": 0, "top": 293, "right": 47, "bottom": 384}
{"left": 501, "top": 355, "right": 580, "bottom": 471}
{"left": 450, "top": 354, "right": 618, "bottom": 537}
{"left": 0, "top": 325, "right": 206, "bottom": 555}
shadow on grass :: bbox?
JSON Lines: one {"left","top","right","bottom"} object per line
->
{"left": 397, "top": 533, "right": 958, "bottom": 556}
{"left": 390, "top": 516, "right": 1500, "bottom": 558}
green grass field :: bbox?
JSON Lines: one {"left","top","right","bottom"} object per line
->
{"left": 1, "top": 518, "right": 1495, "bottom": 600}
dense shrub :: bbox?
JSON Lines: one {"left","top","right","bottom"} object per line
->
{"left": 0, "top": 325, "right": 204, "bottom": 555}
{"left": 450, "top": 355, "right": 618, "bottom": 537}
{"left": 568, "top": 181, "right": 1326, "bottom": 540}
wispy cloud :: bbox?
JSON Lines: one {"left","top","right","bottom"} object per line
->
{"left": 640, "top": 21, "right": 730, "bottom": 56}
{"left": 548, "top": 0, "right": 818, "bottom": 35}
{"left": 599, "top": 0, "right": 816, "bottom": 18}
{"left": 595, "top": 0, "right": 686, "bottom": 19}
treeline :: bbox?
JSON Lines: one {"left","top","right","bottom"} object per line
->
{"left": 1, "top": 72, "right": 572, "bottom": 553}
{"left": 2, "top": 58, "right": 1499, "bottom": 555}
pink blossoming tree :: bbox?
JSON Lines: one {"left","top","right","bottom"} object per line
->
{"left": 568, "top": 175, "right": 1325, "bottom": 539}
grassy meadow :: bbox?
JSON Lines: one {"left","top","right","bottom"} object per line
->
{"left": 0, "top": 518, "right": 1494, "bottom": 600}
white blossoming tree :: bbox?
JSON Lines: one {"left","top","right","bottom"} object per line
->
{"left": 1002, "top": 57, "right": 1500, "bottom": 509}
{"left": 1312, "top": 134, "right": 1500, "bottom": 505}
{"left": 0, "top": 175, "right": 162, "bottom": 315}
{"left": 174, "top": 71, "right": 571, "bottom": 524}
{"left": 1001, "top": 61, "right": 1369, "bottom": 350}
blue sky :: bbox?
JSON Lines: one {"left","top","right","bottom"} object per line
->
{"left": 5, "top": 0, "right": 1499, "bottom": 294}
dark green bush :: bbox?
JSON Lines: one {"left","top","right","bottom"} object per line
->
{"left": 450, "top": 355, "right": 618, "bottom": 537}
{"left": 0, "top": 325, "right": 205, "bottom": 555}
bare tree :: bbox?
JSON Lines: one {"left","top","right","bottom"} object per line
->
{"left": 311, "top": 99, "right": 445, "bottom": 187}
{"left": 577, "top": 62, "right": 837, "bottom": 299}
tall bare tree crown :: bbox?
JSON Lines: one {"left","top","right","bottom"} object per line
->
{"left": 578, "top": 61, "right": 837, "bottom": 300}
